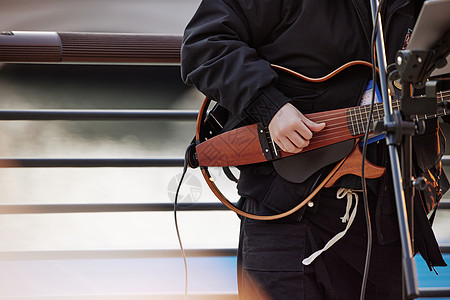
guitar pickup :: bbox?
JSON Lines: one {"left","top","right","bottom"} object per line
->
{"left": 257, "top": 123, "right": 281, "bottom": 161}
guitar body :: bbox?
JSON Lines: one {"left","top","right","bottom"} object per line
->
{"left": 273, "top": 139, "right": 355, "bottom": 183}
{"left": 324, "top": 143, "right": 386, "bottom": 188}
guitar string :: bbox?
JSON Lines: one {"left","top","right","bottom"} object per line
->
{"left": 352, "top": 94, "right": 450, "bottom": 131}
{"left": 291, "top": 102, "right": 444, "bottom": 148}
{"left": 325, "top": 92, "right": 450, "bottom": 136}
{"left": 271, "top": 82, "right": 450, "bottom": 148}
{"left": 269, "top": 92, "right": 450, "bottom": 153}
{"left": 267, "top": 114, "right": 351, "bottom": 148}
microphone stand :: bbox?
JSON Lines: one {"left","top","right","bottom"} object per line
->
{"left": 369, "top": 0, "right": 420, "bottom": 298}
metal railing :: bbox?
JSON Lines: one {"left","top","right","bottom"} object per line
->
{"left": 0, "top": 31, "right": 449, "bottom": 299}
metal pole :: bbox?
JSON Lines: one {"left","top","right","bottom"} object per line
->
{"left": 369, "top": 0, "right": 419, "bottom": 298}
{"left": 0, "top": 31, "right": 182, "bottom": 64}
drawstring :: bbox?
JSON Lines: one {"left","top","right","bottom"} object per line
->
{"left": 302, "top": 188, "right": 360, "bottom": 266}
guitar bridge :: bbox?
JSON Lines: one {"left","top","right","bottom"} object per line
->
{"left": 257, "top": 123, "right": 281, "bottom": 161}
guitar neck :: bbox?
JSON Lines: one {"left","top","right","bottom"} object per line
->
{"left": 267, "top": 89, "right": 450, "bottom": 158}
{"left": 346, "top": 89, "right": 450, "bottom": 136}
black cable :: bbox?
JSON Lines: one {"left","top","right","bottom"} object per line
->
{"left": 174, "top": 143, "right": 194, "bottom": 298}
{"left": 360, "top": 1, "right": 385, "bottom": 299}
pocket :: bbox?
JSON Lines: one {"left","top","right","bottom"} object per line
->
{"left": 261, "top": 171, "right": 322, "bottom": 216}
{"left": 262, "top": 175, "right": 301, "bottom": 213}
{"left": 241, "top": 221, "right": 307, "bottom": 272}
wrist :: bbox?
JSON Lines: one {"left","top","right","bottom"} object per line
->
{"left": 244, "top": 84, "right": 290, "bottom": 125}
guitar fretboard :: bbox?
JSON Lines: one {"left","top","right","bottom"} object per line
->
{"left": 347, "top": 90, "right": 450, "bottom": 136}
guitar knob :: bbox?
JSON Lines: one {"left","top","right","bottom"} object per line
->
{"left": 413, "top": 176, "right": 427, "bottom": 191}
{"left": 185, "top": 142, "right": 199, "bottom": 169}
{"left": 415, "top": 120, "right": 426, "bottom": 135}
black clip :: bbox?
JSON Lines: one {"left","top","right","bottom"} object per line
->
{"left": 257, "top": 123, "right": 280, "bottom": 161}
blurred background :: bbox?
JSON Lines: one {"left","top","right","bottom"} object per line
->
{"left": 0, "top": 1, "right": 448, "bottom": 299}
{"left": 0, "top": 0, "right": 242, "bottom": 298}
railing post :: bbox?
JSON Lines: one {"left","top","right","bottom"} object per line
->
{"left": 0, "top": 31, "right": 182, "bottom": 64}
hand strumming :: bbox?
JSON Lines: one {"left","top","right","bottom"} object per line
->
{"left": 268, "top": 103, "right": 326, "bottom": 154}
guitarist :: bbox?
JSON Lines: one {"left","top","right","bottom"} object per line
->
{"left": 181, "top": 1, "right": 448, "bottom": 299}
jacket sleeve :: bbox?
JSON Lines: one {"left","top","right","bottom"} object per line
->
{"left": 180, "top": 0, "right": 291, "bottom": 125}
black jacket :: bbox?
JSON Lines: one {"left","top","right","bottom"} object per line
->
{"left": 181, "top": 0, "right": 448, "bottom": 268}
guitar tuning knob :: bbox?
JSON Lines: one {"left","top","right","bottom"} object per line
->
{"left": 412, "top": 176, "right": 427, "bottom": 191}
{"left": 185, "top": 142, "right": 199, "bottom": 169}
{"left": 415, "top": 120, "right": 426, "bottom": 135}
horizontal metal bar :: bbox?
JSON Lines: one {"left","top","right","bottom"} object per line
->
{"left": 419, "top": 287, "right": 450, "bottom": 298}
{"left": 0, "top": 246, "right": 447, "bottom": 261}
{"left": 442, "top": 156, "right": 450, "bottom": 165}
{"left": 441, "top": 245, "right": 450, "bottom": 254}
{"left": 0, "top": 248, "right": 238, "bottom": 261}
{"left": 439, "top": 201, "right": 450, "bottom": 210}
{"left": 0, "top": 158, "right": 185, "bottom": 168}
{"left": 0, "top": 157, "right": 449, "bottom": 169}
{"left": 0, "top": 203, "right": 231, "bottom": 214}
{"left": 0, "top": 31, "right": 182, "bottom": 64}
{"left": 0, "top": 294, "right": 238, "bottom": 300}
{"left": 0, "top": 109, "right": 198, "bottom": 121}
{"left": 0, "top": 202, "right": 448, "bottom": 214}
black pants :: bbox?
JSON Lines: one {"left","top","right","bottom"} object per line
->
{"left": 237, "top": 188, "right": 403, "bottom": 300}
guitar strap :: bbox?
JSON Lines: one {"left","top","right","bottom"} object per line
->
{"left": 359, "top": 79, "right": 385, "bottom": 144}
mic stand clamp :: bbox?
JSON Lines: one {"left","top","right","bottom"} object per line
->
{"left": 374, "top": 110, "right": 416, "bottom": 146}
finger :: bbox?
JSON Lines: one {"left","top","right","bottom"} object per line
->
{"left": 282, "top": 141, "right": 304, "bottom": 154}
{"left": 287, "top": 131, "right": 310, "bottom": 149}
{"left": 310, "top": 121, "right": 326, "bottom": 132}
{"left": 292, "top": 119, "right": 325, "bottom": 141}
{"left": 294, "top": 121, "right": 314, "bottom": 140}
{"left": 275, "top": 134, "right": 307, "bottom": 154}
{"left": 301, "top": 115, "right": 326, "bottom": 132}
